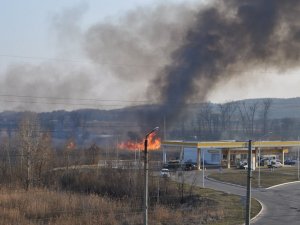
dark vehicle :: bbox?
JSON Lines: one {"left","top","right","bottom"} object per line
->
{"left": 183, "top": 162, "right": 197, "bottom": 171}
{"left": 284, "top": 159, "right": 296, "bottom": 165}
{"left": 259, "top": 159, "right": 265, "bottom": 166}
{"left": 164, "top": 160, "right": 181, "bottom": 171}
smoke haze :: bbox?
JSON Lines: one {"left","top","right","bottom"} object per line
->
{"left": 84, "top": 3, "right": 197, "bottom": 81}
{"left": 1, "top": 0, "right": 300, "bottom": 120}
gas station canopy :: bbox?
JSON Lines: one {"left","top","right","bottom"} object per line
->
{"left": 162, "top": 140, "right": 300, "bottom": 149}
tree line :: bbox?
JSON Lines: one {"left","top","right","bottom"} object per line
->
{"left": 170, "top": 98, "right": 300, "bottom": 141}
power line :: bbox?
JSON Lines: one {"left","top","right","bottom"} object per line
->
{"left": 0, "top": 93, "right": 151, "bottom": 103}
{"left": 0, "top": 54, "right": 161, "bottom": 68}
{"left": 0, "top": 54, "right": 89, "bottom": 63}
{"left": 0, "top": 93, "right": 299, "bottom": 110}
{"left": 2, "top": 54, "right": 300, "bottom": 74}
{"left": 0, "top": 99, "right": 123, "bottom": 108}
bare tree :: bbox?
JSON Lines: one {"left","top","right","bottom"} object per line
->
{"left": 261, "top": 99, "right": 273, "bottom": 135}
{"left": 85, "top": 143, "right": 100, "bottom": 164}
{"left": 197, "top": 103, "right": 221, "bottom": 140}
{"left": 238, "top": 101, "right": 260, "bottom": 138}
{"left": 218, "top": 101, "right": 238, "bottom": 138}
{"left": 18, "top": 113, "right": 52, "bottom": 188}
{"left": 0, "top": 137, "right": 12, "bottom": 184}
{"left": 34, "top": 133, "right": 53, "bottom": 184}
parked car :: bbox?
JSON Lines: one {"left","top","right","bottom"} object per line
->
{"left": 284, "top": 159, "right": 296, "bottom": 165}
{"left": 267, "top": 160, "right": 283, "bottom": 168}
{"left": 238, "top": 161, "right": 248, "bottom": 169}
{"left": 164, "top": 160, "right": 181, "bottom": 171}
{"left": 160, "top": 168, "right": 171, "bottom": 178}
{"left": 243, "top": 163, "right": 256, "bottom": 170}
{"left": 183, "top": 162, "right": 197, "bottom": 171}
{"left": 259, "top": 159, "right": 265, "bottom": 166}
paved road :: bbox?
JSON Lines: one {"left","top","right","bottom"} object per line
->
{"left": 180, "top": 170, "right": 300, "bottom": 225}
{"left": 252, "top": 183, "right": 300, "bottom": 225}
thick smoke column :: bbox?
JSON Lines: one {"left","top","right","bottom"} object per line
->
{"left": 150, "top": 0, "right": 300, "bottom": 122}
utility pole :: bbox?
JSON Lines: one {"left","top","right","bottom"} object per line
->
{"left": 164, "top": 116, "right": 167, "bottom": 140}
{"left": 157, "top": 176, "right": 160, "bottom": 204}
{"left": 258, "top": 147, "right": 261, "bottom": 187}
{"left": 163, "top": 116, "right": 167, "bottom": 164}
{"left": 245, "top": 140, "right": 252, "bottom": 225}
{"left": 297, "top": 136, "right": 300, "bottom": 180}
{"left": 144, "top": 138, "right": 149, "bottom": 225}
{"left": 116, "top": 136, "right": 119, "bottom": 167}
{"left": 202, "top": 150, "right": 205, "bottom": 188}
{"left": 144, "top": 127, "right": 159, "bottom": 225}
{"left": 258, "top": 132, "right": 272, "bottom": 187}
{"left": 297, "top": 146, "right": 300, "bottom": 180}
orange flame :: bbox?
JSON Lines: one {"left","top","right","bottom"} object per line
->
{"left": 118, "top": 133, "right": 161, "bottom": 150}
{"left": 67, "top": 141, "right": 76, "bottom": 150}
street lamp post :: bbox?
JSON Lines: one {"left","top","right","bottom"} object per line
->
{"left": 258, "top": 146, "right": 261, "bottom": 187}
{"left": 297, "top": 136, "right": 300, "bottom": 180}
{"left": 258, "top": 132, "right": 272, "bottom": 188}
{"left": 245, "top": 140, "right": 252, "bottom": 225}
{"left": 202, "top": 150, "right": 205, "bottom": 188}
{"left": 297, "top": 148, "right": 299, "bottom": 180}
{"left": 144, "top": 127, "right": 159, "bottom": 225}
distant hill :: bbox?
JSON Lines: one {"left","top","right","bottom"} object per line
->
{"left": 0, "top": 97, "right": 300, "bottom": 146}
{"left": 209, "top": 97, "right": 300, "bottom": 119}
{"left": 265, "top": 98, "right": 300, "bottom": 119}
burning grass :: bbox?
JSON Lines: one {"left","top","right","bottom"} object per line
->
{"left": 118, "top": 133, "right": 161, "bottom": 150}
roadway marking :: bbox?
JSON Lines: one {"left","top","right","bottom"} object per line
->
{"left": 250, "top": 199, "right": 265, "bottom": 223}
{"left": 266, "top": 180, "right": 300, "bottom": 189}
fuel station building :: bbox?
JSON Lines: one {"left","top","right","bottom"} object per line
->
{"left": 161, "top": 140, "right": 300, "bottom": 170}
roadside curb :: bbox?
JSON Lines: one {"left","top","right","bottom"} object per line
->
{"left": 266, "top": 180, "right": 300, "bottom": 189}
{"left": 250, "top": 199, "right": 264, "bottom": 222}
{"left": 240, "top": 199, "right": 264, "bottom": 225}
{"left": 207, "top": 175, "right": 300, "bottom": 224}
{"left": 206, "top": 174, "right": 300, "bottom": 190}
{"left": 206, "top": 175, "right": 265, "bottom": 225}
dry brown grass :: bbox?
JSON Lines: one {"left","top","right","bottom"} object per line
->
{"left": 0, "top": 188, "right": 138, "bottom": 225}
{"left": 0, "top": 189, "right": 226, "bottom": 225}
{"left": 0, "top": 187, "right": 226, "bottom": 225}
{"left": 0, "top": 167, "right": 255, "bottom": 225}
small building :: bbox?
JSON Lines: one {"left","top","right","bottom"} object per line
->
{"left": 183, "top": 147, "right": 221, "bottom": 165}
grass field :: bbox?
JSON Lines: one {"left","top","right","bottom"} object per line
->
{"left": 209, "top": 166, "right": 299, "bottom": 188}
{"left": 0, "top": 165, "right": 265, "bottom": 225}
{"left": 193, "top": 187, "right": 261, "bottom": 225}
{"left": 0, "top": 185, "right": 261, "bottom": 225}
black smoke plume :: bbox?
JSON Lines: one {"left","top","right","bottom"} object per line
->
{"left": 148, "top": 0, "right": 300, "bottom": 124}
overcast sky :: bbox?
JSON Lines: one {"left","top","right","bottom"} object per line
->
{"left": 0, "top": 0, "right": 299, "bottom": 112}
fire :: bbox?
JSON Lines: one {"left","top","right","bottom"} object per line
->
{"left": 118, "top": 133, "right": 161, "bottom": 150}
{"left": 67, "top": 141, "right": 76, "bottom": 150}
